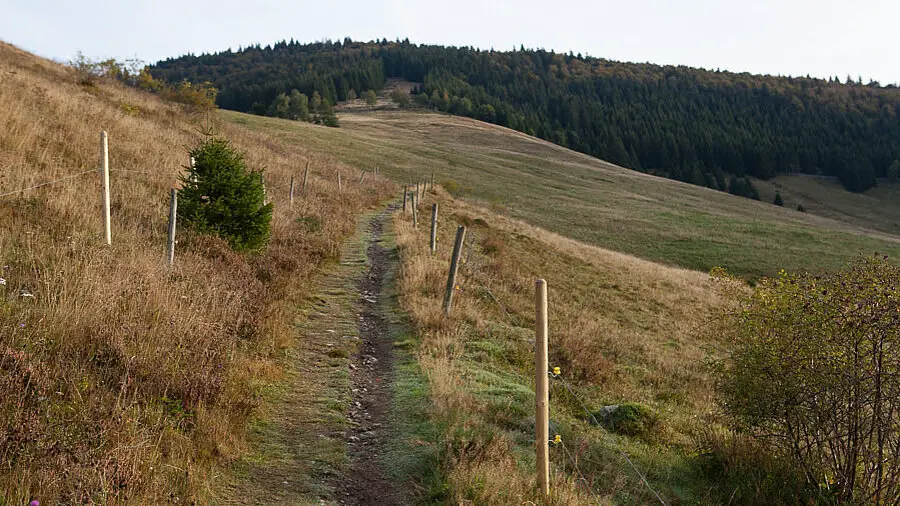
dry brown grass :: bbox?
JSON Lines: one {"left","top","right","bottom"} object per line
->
{"left": 393, "top": 187, "right": 736, "bottom": 503}
{"left": 0, "top": 42, "right": 392, "bottom": 504}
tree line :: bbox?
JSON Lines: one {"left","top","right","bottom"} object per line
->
{"left": 150, "top": 39, "right": 900, "bottom": 194}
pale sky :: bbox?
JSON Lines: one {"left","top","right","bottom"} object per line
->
{"left": 1, "top": 0, "right": 898, "bottom": 85}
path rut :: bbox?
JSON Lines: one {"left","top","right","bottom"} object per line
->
{"left": 338, "top": 206, "right": 401, "bottom": 505}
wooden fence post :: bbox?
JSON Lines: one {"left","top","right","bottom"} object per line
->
{"left": 260, "top": 173, "right": 268, "bottom": 205}
{"left": 430, "top": 203, "right": 439, "bottom": 253}
{"left": 302, "top": 160, "right": 310, "bottom": 193}
{"left": 535, "top": 279, "right": 550, "bottom": 499}
{"left": 338, "top": 171, "right": 342, "bottom": 192}
{"left": 442, "top": 226, "right": 466, "bottom": 314}
{"left": 289, "top": 174, "right": 295, "bottom": 208}
{"left": 100, "top": 131, "right": 111, "bottom": 245}
{"left": 359, "top": 169, "right": 367, "bottom": 185}
{"left": 402, "top": 185, "right": 409, "bottom": 213}
{"left": 167, "top": 188, "right": 177, "bottom": 266}
{"left": 411, "top": 193, "right": 418, "bottom": 228}
{"left": 415, "top": 182, "right": 420, "bottom": 208}
{"left": 189, "top": 156, "right": 197, "bottom": 183}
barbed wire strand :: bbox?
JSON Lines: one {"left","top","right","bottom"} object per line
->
{"left": 556, "top": 375, "right": 668, "bottom": 506}
{"left": 558, "top": 439, "right": 604, "bottom": 505}
{"left": 0, "top": 169, "right": 96, "bottom": 199}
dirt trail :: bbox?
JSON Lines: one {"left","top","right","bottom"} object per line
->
{"left": 337, "top": 206, "right": 401, "bottom": 505}
{"left": 219, "top": 205, "right": 408, "bottom": 505}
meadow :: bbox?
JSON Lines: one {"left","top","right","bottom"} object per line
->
{"left": 0, "top": 42, "right": 392, "bottom": 503}
{"left": 225, "top": 108, "right": 900, "bottom": 279}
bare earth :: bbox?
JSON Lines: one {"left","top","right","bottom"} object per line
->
{"left": 336, "top": 206, "right": 401, "bottom": 505}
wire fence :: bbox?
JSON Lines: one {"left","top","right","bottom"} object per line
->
{"left": 0, "top": 169, "right": 96, "bottom": 199}
{"left": 419, "top": 195, "right": 668, "bottom": 505}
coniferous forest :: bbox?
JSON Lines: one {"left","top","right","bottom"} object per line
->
{"left": 150, "top": 39, "right": 900, "bottom": 194}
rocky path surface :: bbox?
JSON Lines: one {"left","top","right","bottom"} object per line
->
{"left": 337, "top": 206, "right": 400, "bottom": 505}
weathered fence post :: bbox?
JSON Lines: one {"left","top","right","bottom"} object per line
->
{"left": 415, "top": 182, "right": 420, "bottom": 208}
{"left": 442, "top": 226, "right": 466, "bottom": 314}
{"left": 338, "top": 171, "right": 342, "bottom": 192}
{"left": 411, "top": 193, "right": 418, "bottom": 228}
{"left": 358, "top": 169, "right": 367, "bottom": 185}
{"left": 167, "top": 188, "right": 177, "bottom": 266}
{"left": 402, "top": 185, "right": 409, "bottom": 213}
{"left": 260, "top": 173, "right": 268, "bottom": 205}
{"left": 100, "top": 131, "right": 111, "bottom": 245}
{"left": 535, "top": 279, "right": 550, "bottom": 499}
{"left": 430, "top": 203, "right": 438, "bottom": 253}
{"left": 302, "top": 160, "right": 310, "bottom": 193}
{"left": 289, "top": 174, "right": 295, "bottom": 208}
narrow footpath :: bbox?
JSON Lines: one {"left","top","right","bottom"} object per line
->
{"left": 336, "top": 205, "right": 400, "bottom": 504}
{"left": 219, "top": 205, "right": 405, "bottom": 505}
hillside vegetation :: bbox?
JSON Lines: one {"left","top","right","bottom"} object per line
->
{"left": 224, "top": 109, "right": 900, "bottom": 279}
{"left": 152, "top": 39, "right": 900, "bottom": 193}
{"left": 391, "top": 188, "right": 802, "bottom": 503}
{"left": 0, "top": 42, "right": 391, "bottom": 503}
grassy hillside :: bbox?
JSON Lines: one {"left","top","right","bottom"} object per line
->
{"left": 754, "top": 174, "right": 900, "bottom": 235}
{"left": 0, "top": 42, "right": 392, "bottom": 503}
{"left": 224, "top": 109, "right": 900, "bottom": 279}
{"left": 391, "top": 189, "right": 805, "bottom": 504}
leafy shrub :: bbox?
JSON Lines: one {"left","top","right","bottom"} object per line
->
{"left": 714, "top": 256, "right": 900, "bottom": 504}
{"left": 592, "top": 402, "right": 659, "bottom": 439}
{"left": 178, "top": 137, "right": 272, "bottom": 252}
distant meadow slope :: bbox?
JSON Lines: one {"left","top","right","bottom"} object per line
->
{"left": 224, "top": 109, "right": 900, "bottom": 279}
{"left": 152, "top": 39, "right": 900, "bottom": 195}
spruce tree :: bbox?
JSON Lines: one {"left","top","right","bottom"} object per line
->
{"left": 178, "top": 137, "right": 273, "bottom": 252}
{"left": 774, "top": 192, "right": 784, "bottom": 206}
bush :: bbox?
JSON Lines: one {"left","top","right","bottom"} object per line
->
{"left": 591, "top": 402, "right": 659, "bottom": 439}
{"left": 714, "top": 256, "right": 900, "bottom": 504}
{"left": 390, "top": 88, "right": 410, "bottom": 108}
{"left": 363, "top": 89, "right": 377, "bottom": 106}
{"left": 178, "top": 137, "right": 272, "bottom": 252}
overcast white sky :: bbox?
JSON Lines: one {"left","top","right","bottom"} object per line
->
{"left": 1, "top": 0, "right": 898, "bottom": 84}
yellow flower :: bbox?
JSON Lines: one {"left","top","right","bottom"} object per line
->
{"left": 552, "top": 367, "right": 561, "bottom": 376}
{"left": 552, "top": 434, "right": 562, "bottom": 445}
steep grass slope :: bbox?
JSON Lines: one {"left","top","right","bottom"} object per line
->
{"left": 225, "top": 109, "right": 900, "bottom": 279}
{"left": 0, "top": 42, "right": 392, "bottom": 504}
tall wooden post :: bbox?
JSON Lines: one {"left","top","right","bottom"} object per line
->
{"left": 188, "top": 156, "right": 197, "bottom": 184}
{"left": 338, "top": 171, "right": 342, "bottom": 192}
{"left": 289, "top": 174, "right": 295, "bottom": 208}
{"left": 415, "top": 182, "right": 420, "bottom": 208}
{"left": 100, "top": 131, "right": 111, "bottom": 245}
{"left": 302, "top": 160, "right": 310, "bottom": 193}
{"left": 166, "top": 188, "right": 177, "bottom": 266}
{"left": 411, "top": 193, "right": 418, "bottom": 228}
{"left": 442, "top": 226, "right": 466, "bottom": 314}
{"left": 260, "top": 173, "right": 268, "bottom": 205}
{"left": 430, "top": 203, "right": 438, "bottom": 253}
{"left": 535, "top": 279, "right": 550, "bottom": 499}
{"left": 402, "top": 185, "right": 409, "bottom": 213}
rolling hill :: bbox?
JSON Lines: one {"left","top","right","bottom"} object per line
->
{"left": 151, "top": 39, "right": 900, "bottom": 194}
{"left": 224, "top": 106, "right": 900, "bottom": 279}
